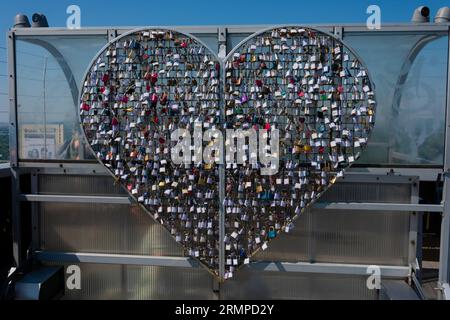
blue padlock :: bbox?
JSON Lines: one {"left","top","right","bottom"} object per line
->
{"left": 268, "top": 227, "right": 276, "bottom": 239}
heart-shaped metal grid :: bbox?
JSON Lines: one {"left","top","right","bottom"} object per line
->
{"left": 79, "top": 27, "right": 376, "bottom": 280}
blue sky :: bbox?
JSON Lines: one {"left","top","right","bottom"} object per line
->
{"left": 1, "top": 0, "right": 449, "bottom": 122}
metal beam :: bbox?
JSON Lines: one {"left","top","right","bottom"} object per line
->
{"left": 17, "top": 162, "right": 445, "bottom": 184}
{"left": 10, "top": 23, "right": 450, "bottom": 37}
{"left": 342, "top": 24, "right": 449, "bottom": 33}
{"left": 339, "top": 173, "right": 418, "bottom": 184}
{"left": 248, "top": 261, "right": 411, "bottom": 278}
{"left": 35, "top": 251, "right": 200, "bottom": 268}
{"left": 17, "top": 162, "right": 445, "bottom": 182}
{"left": 348, "top": 167, "right": 442, "bottom": 182}
{"left": 439, "top": 25, "right": 450, "bottom": 299}
{"left": 314, "top": 202, "right": 443, "bottom": 212}
{"left": 19, "top": 193, "right": 444, "bottom": 212}
{"left": 34, "top": 250, "right": 410, "bottom": 278}
{"left": 8, "top": 30, "right": 22, "bottom": 268}
{"left": 30, "top": 174, "right": 39, "bottom": 251}
{"left": 19, "top": 194, "right": 131, "bottom": 204}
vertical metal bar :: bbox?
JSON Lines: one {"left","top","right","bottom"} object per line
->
{"left": 218, "top": 162, "right": 225, "bottom": 279}
{"left": 8, "top": 31, "right": 22, "bottom": 267}
{"left": 218, "top": 27, "right": 227, "bottom": 59}
{"left": 8, "top": 32, "right": 18, "bottom": 167}
{"left": 439, "top": 26, "right": 450, "bottom": 299}
{"left": 409, "top": 179, "right": 419, "bottom": 265}
{"left": 42, "top": 57, "right": 48, "bottom": 159}
{"left": 107, "top": 29, "right": 118, "bottom": 42}
{"left": 415, "top": 175, "right": 424, "bottom": 284}
{"left": 30, "top": 171, "right": 39, "bottom": 251}
{"left": 218, "top": 27, "right": 227, "bottom": 288}
{"left": 333, "top": 26, "right": 344, "bottom": 40}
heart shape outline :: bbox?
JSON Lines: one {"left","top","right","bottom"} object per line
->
{"left": 78, "top": 26, "right": 376, "bottom": 281}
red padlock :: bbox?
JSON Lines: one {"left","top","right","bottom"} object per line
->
{"left": 81, "top": 103, "right": 90, "bottom": 111}
{"left": 150, "top": 73, "right": 158, "bottom": 84}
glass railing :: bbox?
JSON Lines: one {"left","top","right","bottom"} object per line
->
{"left": 10, "top": 28, "right": 449, "bottom": 167}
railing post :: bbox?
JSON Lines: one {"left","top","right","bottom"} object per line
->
{"left": 438, "top": 25, "right": 450, "bottom": 300}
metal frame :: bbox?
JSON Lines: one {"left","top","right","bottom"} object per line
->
{"left": 439, "top": 25, "right": 450, "bottom": 300}
{"left": 410, "top": 180, "right": 419, "bottom": 267}
{"left": 35, "top": 251, "right": 410, "bottom": 278}
{"left": 8, "top": 30, "right": 22, "bottom": 268}
{"left": 7, "top": 22, "right": 450, "bottom": 299}
{"left": 26, "top": 172, "right": 423, "bottom": 284}
{"left": 19, "top": 194, "right": 444, "bottom": 212}
{"left": 30, "top": 173, "right": 39, "bottom": 252}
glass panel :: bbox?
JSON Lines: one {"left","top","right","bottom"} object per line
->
{"left": 16, "top": 35, "right": 107, "bottom": 161}
{"left": 192, "top": 33, "right": 219, "bottom": 54}
{"left": 14, "top": 31, "right": 449, "bottom": 166}
{"left": 345, "top": 33, "right": 448, "bottom": 166}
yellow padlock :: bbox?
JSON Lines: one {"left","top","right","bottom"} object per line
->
{"left": 204, "top": 163, "right": 212, "bottom": 170}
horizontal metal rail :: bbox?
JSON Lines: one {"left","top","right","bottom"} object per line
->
{"left": 314, "top": 202, "right": 443, "bottom": 212}
{"left": 11, "top": 23, "right": 450, "bottom": 37}
{"left": 248, "top": 261, "right": 411, "bottom": 278}
{"left": 20, "top": 194, "right": 444, "bottom": 212}
{"left": 35, "top": 250, "right": 410, "bottom": 278}
{"left": 35, "top": 251, "right": 200, "bottom": 268}
{"left": 20, "top": 194, "right": 131, "bottom": 204}
{"left": 17, "top": 161, "right": 443, "bottom": 181}
{"left": 35, "top": 251, "right": 411, "bottom": 278}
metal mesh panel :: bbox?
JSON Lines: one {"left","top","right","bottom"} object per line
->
{"left": 220, "top": 269, "right": 377, "bottom": 300}
{"left": 319, "top": 181, "right": 411, "bottom": 203}
{"left": 38, "top": 174, "right": 125, "bottom": 195}
{"left": 37, "top": 173, "right": 413, "bottom": 298}
{"left": 255, "top": 180, "right": 411, "bottom": 265}
{"left": 43, "top": 262, "right": 375, "bottom": 300}
{"left": 39, "top": 202, "right": 183, "bottom": 256}
{"left": 43, "top": 262, "right": 215, "bottom": 300}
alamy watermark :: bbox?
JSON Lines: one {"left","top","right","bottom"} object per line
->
{"left": 366, "top": 265, "right": 381, "bottom": 290}
{"left": 66, "top": 5, "right": 81, "bottom": 29}
{"left": 66, "top": 265, "right": 81, "bottom": 290}
{"left": 171, "top": 127, "right": 279, "bottom": 175}
{"left": 367, "top": 5, "right": 381, "bottom": 30}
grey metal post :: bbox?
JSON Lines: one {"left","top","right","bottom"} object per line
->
{"left": 218, "top": 27, "right": 227, "bottom": 285}
{"left": 409, "top": 178, "right": 419, "bottom": 268}
{"left": 439, "top": 26, "right": 450, "bottom": 299}
{"left": 8, "top": 30, "right": 22, "bottom": 267}
{"left": 30, "top": 171, "right": 39, "bottom": 251}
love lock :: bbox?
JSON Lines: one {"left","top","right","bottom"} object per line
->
{"left": 79, "top": 26, "right": 376, "bottom": 281}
